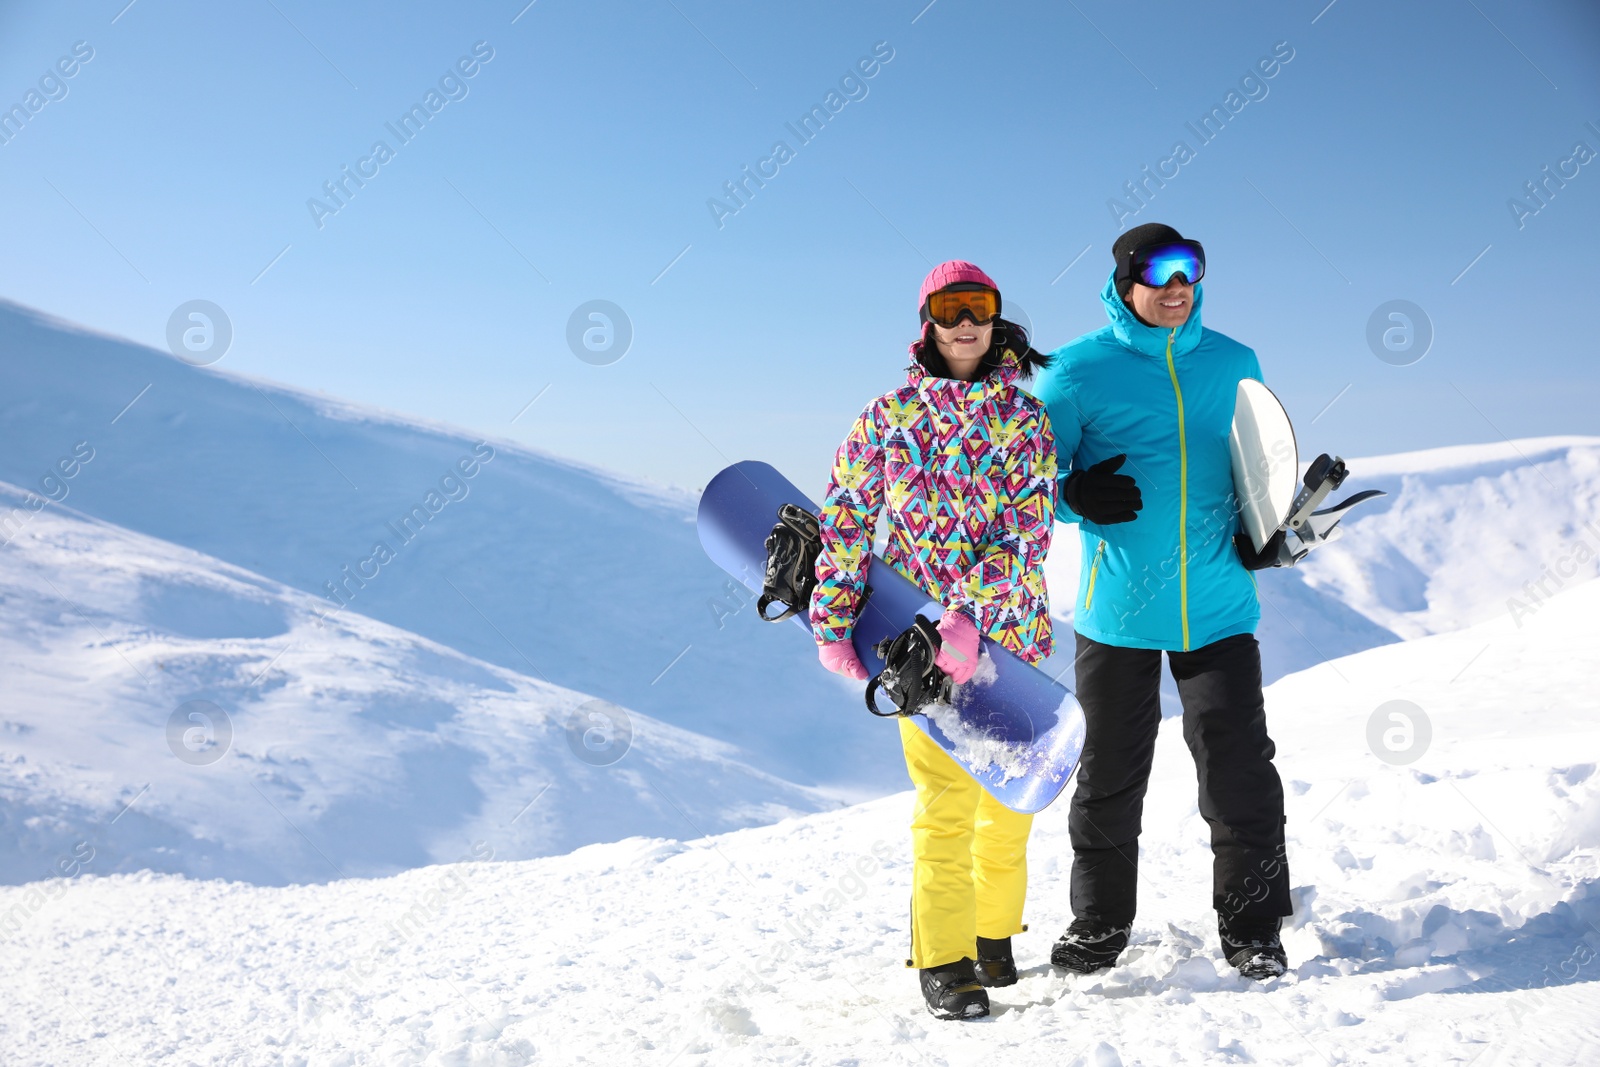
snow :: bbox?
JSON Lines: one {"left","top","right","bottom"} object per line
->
{"left": 4, "top": 302, "right": 1600, "bottom": 1063}
{"left": 0, "top": 482, "right": 833, "bottom": 886}
{"left": 3, "top": 578, "right": 1598, "bottom": 1064}
{"left": 1041, "top": 435, "right": 1600, "bottom": 708}
{"left": 0, "top": 299, "right": 906, "bottom": 799}
{"left": 1296, "top": 437, "right": 1600, "bottom": 639}
{"left": 925, "top": 656, "right": 1085, "bottom": 788}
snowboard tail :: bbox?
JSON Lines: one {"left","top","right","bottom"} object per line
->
{"left": 1230, "top": 379, "right": 1299, "bottom": 553}
{"left": 697, "top": 460, "right": 1085, "bottom": 814}
{"left": 1230, "top": 381, "right": 1387, "bottom": 565}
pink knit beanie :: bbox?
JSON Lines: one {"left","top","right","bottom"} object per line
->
{"left": 917, "top": 260, "right": 999, "bottom": 311}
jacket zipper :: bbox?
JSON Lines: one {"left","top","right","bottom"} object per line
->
{"left": 1164, "top": 330, "right": 1191, "bottom": 651}
{"left": 1084, "top": 540, "right": 1105, "bottom": 611}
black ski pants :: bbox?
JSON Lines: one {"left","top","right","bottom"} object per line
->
{"left": 1068, "top": 631, "right": 1290, "bottom": 925}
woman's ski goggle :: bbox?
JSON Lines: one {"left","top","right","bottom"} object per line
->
{"left": 1132, "top": 240, "right": 1206, "bottom": 287}
{"left": 924, "top": 286, "right": 1000, "bottom": 327}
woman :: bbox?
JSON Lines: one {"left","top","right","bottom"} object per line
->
{"left": 808, "top": 261, "right": 1058, "bottom": 1020}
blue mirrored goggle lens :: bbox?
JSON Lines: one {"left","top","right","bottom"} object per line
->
{"left": 1137, "top": 244, "right": 1204, "bottom": 286}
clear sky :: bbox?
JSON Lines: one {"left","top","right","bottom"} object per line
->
{"left": 2, "top": 0, "right": 1597, "bottom": 494}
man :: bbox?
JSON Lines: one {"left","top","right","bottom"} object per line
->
{"left": 1030, "top": 222, "right": 1292, "bottom": 980}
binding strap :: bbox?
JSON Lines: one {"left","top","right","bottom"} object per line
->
{"left": 865, "top": 614, "right": 953, "bottom": 718}
{"left": 758, "top": 503, "right": 822, "bottom": 623}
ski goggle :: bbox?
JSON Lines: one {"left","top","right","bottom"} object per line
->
{"left": 924, "top": 286, "right": 1000, "bottom": 327}
{"left": 1131, "top": 240, "right": 1205, "bottom": 287}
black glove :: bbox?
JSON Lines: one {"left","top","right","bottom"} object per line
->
{"left": 1234, "top": 528, "right": 1287, "bottom": 571}
{"left": 1063, "top": 454, "right": 1142, "bottom": 525}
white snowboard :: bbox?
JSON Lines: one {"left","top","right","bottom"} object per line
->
{"left": 1229, "top": 379, "right": 1299, "bottom": 553}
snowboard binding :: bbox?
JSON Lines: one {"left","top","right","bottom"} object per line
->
{"left": 757, "top": 504, "right": 823, "bottom": 622}
{"left": 865, "top": 614, "right": 953, "bottom": 718}
{"left": 1270, "top": 453, "right": 1387, "bottom": 567}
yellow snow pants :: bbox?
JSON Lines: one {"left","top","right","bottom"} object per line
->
{"left": 900, "top": 718, "right": 1034, "bottom": 969}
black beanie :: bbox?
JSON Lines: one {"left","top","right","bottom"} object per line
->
{"left": 1113, "top": 222, "right": 1186, "bottom": 298}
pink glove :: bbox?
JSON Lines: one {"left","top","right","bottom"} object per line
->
{"left": 934, "top": 611, "right": 981, "bottom": 685}
{"left": 818, "top": 639, "right": 870, "bottom": 680}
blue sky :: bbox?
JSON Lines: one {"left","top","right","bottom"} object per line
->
{"left": 2, "top": 0, "right": 1597, "bottom": 493}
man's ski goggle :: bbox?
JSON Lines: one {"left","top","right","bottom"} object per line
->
{"left": 1131, "top": 240, "right": 1206, "bottom": 287}
{"left": 924, "top": 286, "right": 1000, "bottom": 327}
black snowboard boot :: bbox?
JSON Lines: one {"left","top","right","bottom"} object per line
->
{"left": 1219, "top": 915, "right": 1289, "bottom": 980}
{"left": 1050, "top": 919, "right": 1131, "bottom": 974}
{"left": 918, "top": 958, "right": 990, "bottom": 1020}
{"left": 974, "top": 936, "right": 1017, "bottom": 988}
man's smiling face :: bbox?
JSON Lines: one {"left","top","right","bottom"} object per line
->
{"left": 1125, "top": 276, "right": 1194, "bottom": 329}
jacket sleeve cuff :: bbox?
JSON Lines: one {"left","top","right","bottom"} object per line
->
{"left": 942, "top": 592, "right": 979, "bottom": 624}
{"left": 813, "top": 619, "right": 853, "bottom": 645}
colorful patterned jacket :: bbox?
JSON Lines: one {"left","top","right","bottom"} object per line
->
{"left": 809, "top": 347, "right": 1059, "bottom": 664}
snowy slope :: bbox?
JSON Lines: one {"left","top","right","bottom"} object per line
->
{"left": 7, "top": 296, "right": 1600, "bottom": 893}
{"left": 1296, "top": 437, "right": 1600, "bottom": 638}
{"left": 0, "top": 483, "right": 833, "bottom": 886}
{"left": 6, "top": 299, "right": 1597, "bottom": 794}
{"left": 0, "top": 300, "right": 902, "bottom": 796}
{"left": 3, "top": 571, "right": 1597, "bottom": 1064}
{"left": 1041, "top": 436, "right": 1600, "bottom": 690}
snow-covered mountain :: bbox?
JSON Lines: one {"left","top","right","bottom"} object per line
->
{"left": 5, "top": 562, "right": 1596, "bottom": 1065}
{"left": 0, "top": 299, "right": 900, "bottom": 798}
{"left": 1297, "top": 437, "right": 1600, "bottom": 638}
{"left": 1042, "top": 435, "right": 1600, "bottom": 697}
{"left": 5, "top": 299, "right": 1600, "bottom": 889}
{"left": 10, "top": 300, "right": 1595, "bottom": 724}
{"left": 0, "top": 482, "right": 832, "bottom": 886}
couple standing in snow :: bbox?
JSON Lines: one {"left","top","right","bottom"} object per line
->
{"left": 807, "top": 223, "right": 1293, "bottom": 1020}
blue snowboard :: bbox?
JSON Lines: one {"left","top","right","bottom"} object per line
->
{"left": 696, "top": 460, "right": 1085, "bottom": 814}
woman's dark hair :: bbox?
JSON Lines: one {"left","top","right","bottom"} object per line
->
{"left": 911, "top": 317, "right": 1052, "bottom": 381}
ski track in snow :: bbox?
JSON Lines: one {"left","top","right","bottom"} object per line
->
{"left": 4, "top": 579, "right": 1598, "bottom": 1065}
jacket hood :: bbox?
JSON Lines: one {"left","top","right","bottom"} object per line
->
{"left": 1100, "top": 270, "right": 1205, "bottom": 359}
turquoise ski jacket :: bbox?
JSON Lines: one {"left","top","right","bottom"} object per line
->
{"left": 1031, "top": 273, "right": 1263, "bottom": 652}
